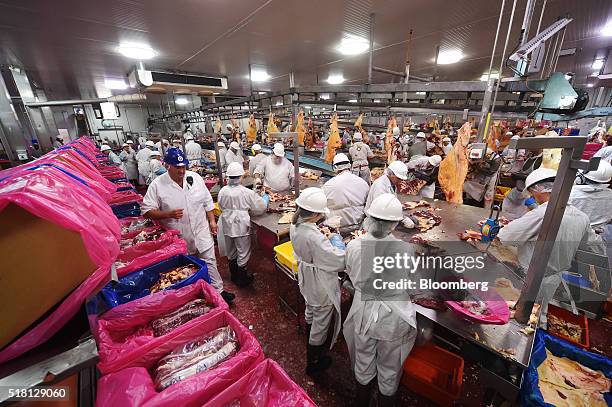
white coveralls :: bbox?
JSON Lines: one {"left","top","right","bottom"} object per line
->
{"left": 107, "top": 151, "right": 122, "bottom": 167}
{"left": 290, "top": 223, "right": 345, "bottom": 348}
{"left": 254, "top": 156, "right": 295, "bottom": 192}
{"left": 185, "top": 140, "right": 203, "bottom": 163}
{"left": 141, "top": 171, "right": 224, "bottom": 291}
{"left": 568, "top": 185, "right": 612, "bottom": 228}
{"left": 225, "top": 149, "right": 245, "bottom": 168}
{"left": 248, "top": 153, "right": 267, "bottom": 175}
{"left": 343, "top": 233, "right": 417, "bottom": 395}
{"left": 349, "top": 142, "right": 374, "bottom": 184}
{"left": 119, "top": 149, "right": 139, "bottom": 181}
{"left": 217, "top": 184, "right": 267, "bottom": 266}
{"left": 322, "top": 171, "right": 369, "bottom": 229}
{"left": 136, "top": 147, "right": 153, "bottom": 185}
{"left": 497, "top": 202, "right": 605, "bottom": 325}
{"left": 365, "top": 174, "right": 395, "bottom": 211}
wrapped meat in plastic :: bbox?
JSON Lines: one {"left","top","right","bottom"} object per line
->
{"left": 154, "top": 326, "right": 238, "bottom": 390}
{"left": 150, "top": 299, "right": 212, "bottom": 337}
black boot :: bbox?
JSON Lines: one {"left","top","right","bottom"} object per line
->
{"left": 306, "top": 344, "right": 332, "bottom": 376}
{"left": 220, "top": 290, "right": 235, "bottom": 304}
{"left": 377, "top": 390, "right": 396, "bottom": 407}
{"left": 234, "top": 265, "right": 254, "bottom": 288}
{"left": 355, "top": 380, "right": 372, "bottom": 407}
{"left": 228, "top": 259, "right": 239, "bottom": 284}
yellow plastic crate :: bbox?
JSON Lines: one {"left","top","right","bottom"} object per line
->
{"left": 274, "top": 241, "right": 297, "bottom": 273}
{"left": 213, "top": 202, "right": 222, "bottom": 217}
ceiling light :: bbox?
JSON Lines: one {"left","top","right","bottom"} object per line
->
{"left": 250, "top": 69, "right": 270, "bottom": 82}
{"left": 415, "top": 92, "right": 426, "bottom": 95}
{"left": 117, "top": 43, "right": 157, "bottom": 59}
{"left": 104, "top": 79, "right": 128, "bottom": 90}
{"left": 175, "top": 98, "right": 189, "bottom": 105}
{"left": 437, "top": 49, "right": 463, "bottom": 65}
{"left": 327, "top": 74, "right": 345, "bottom": 85}
{"left": 337, "top": 35, "right": 369, "bottom": 55}
{"left": 601, "top": 23, "right": 612, "bottom": 37}
{"left": 480, "top": 72, "right": 500, "bottom": 81}
{"left": 592, "top": 59, "right": 605, "bottom": 70}
{"left": 587, "top": 83, "right": 594, "bottom": 88}
{"left": 348, "top": 99, "right": 357, "bottom": 103}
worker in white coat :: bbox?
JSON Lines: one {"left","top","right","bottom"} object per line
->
{"left": 349, "top": 132, "right": 374, "bottom": 184}
{"left": 254, "top": 143, "right": 294, "bottom": 192}
{"left": 290, "top": 187, "right": 346, "bottom": 375}
{"left": 225, "top": 141, "right": 244, "bottom": 168}
{"left": 568, "top": 160, "right": 612, "bottom": 228}
{"left": 217, "top": 141, "right": 228, "bottom": 171}
{"left": 217, "top": 162, "right": 269, "bottom": 287}
{"left": 101, "top": 144, "right": 122, "bottom": 167}
{"left": 147, "top": 150, "right": 166, "bottom": 184}
{"left": 119, "top": 142, "right": 139, "bottom": 183}
{"left": 365, "top": 161, "right": 407, "bottom": 211}
{"left": 248, "top": 144, "right": 266, "bottom": 175}
{"left": 136, "top": 140, "right": 155, "bottom": 185}
{"left": 322, "top": 153, "right": 370, "bottom": 230}
{"left": 344, "top": 193, "right": 417, "bottom": 407}
{"left": 497, "top": 168, "right": 605, "bottom": 327}
{"left": 141, "top": 148, "right": 235, "bottom": 304}
{"left": 184, "top": 134, "right": 202, "bottom": 164}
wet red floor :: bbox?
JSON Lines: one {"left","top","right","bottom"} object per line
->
{"left": 216, "top": 246, "right": 612, "bottom": 407}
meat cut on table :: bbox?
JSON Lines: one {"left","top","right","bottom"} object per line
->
{"left": 438, "top": 122, "right": 471, "bottom": 203}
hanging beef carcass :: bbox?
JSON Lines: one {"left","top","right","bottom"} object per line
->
{"left": 438, "top": 122, "right": 472, "bottom": 203}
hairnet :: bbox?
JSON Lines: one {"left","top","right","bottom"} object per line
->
{"left": 227, "top": 176, "right": 241, "bottom": 186}
{"left": 528, "top": 181, "right": 554, "bottom": 193}
{"left": 363, "top": 216, "right": 398, "bottom": 238}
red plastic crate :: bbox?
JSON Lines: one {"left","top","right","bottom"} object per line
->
{"left": 401, "top": 343, "right": 464, "bottom": 407}
{"left": 547, "top": 304, "right": 589, "bottom": 349}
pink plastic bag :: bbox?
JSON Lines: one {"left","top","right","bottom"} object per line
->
{"left": 96, "top": 280, "right": 229, "bottom": 374}
{"left": 109, "top": 189, "right": 143, "bottom": 205}
{"left": 96, "top": 310, "right": 264, "bottom": 407}
{"left": 204, "top": 359, "right": 316, "bottom": 407}
{"left": 116, "top": 238, "right": 187, "bottom": 278}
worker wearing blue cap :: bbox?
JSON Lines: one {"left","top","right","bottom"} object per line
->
{"left": 141, "top": 147, "right": 235, "bottom": 304}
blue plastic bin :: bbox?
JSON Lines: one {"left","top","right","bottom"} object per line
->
{"left": 100, "top": 254, "right": 210, "bottom": 308}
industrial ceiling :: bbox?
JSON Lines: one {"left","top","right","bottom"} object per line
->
{"left": 0, "top": 0, "right": 610, "bottom": 100}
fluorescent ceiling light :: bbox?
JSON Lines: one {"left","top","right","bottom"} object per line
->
{"left": 348, "top": 99, "right": 357, "bottom": 103}
{"left": 104, "top": 79, "right": 128, "bottom": 90}
{"left": 250, "top": 69, "right": 270, "bottom": 82}
{"left": 601, "top": 23, "right": 612, "bottom": 37}
{"left": 437, "top": 50, "right": 463, "bottom": 65}
{"left": 327, "top": 74, "right": 345, "bottom": 84}
{"left": 587, "top": 83, "right": 594, "bottom": 88}
{"left": 480, "top": 72, "right": 500, "bottom": 81}
{"left": 415, "top": 91, "right": 426, "bottom": 95}
{"left": 337, "top": 35, "right": 369, "bottom": 55}
{"left": 592, "top": 59, "right": 605, "bottom": 70}
{"left": 175, "top": 98, "right": 189, "bottom": 105}
{"left": 117, "top": 43, "right": 157, "bottom": 59}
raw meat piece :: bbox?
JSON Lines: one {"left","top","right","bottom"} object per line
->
{"left": 246, "top": 114, "right": 257, "bottom": 143}
{"left": 325, "top": 114, "right": 342, "bottom": 164}
{"left": 438, "top": 122, "right": 471, "bottom": 203}
{"left": 150, "top": 299, "right": 213, "bottom": 337}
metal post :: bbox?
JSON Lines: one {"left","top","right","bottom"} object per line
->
{"left": 291, "top": 92, "right": 300, "bottom": 197}
{"left": 512, "top": 136, "right": 588, "bottom": 323}
{"left": 368, "top": 13, "right": 375, "bottom": 84}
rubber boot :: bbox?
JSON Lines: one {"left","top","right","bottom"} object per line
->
{"left": 306, "top": 344, "right": 332, "bottom": 376}
{"left": 355, "top": 380, "right": 372, "bottom": 407}
{"left": 228, "top": 259, "right": 239, "bottom": 284}
{"left": 377, "top": 390, "right": 396, "bottom": 407}
{"left": 234, "top": 265, "right": 254, "bottom": 288}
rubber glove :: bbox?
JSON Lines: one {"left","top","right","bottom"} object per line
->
{"left": 329, "top": 234, "right": 346, "bottom": 250}
{"left": 261, "top": 193, "right": 270, "bottom": 205}
{"left": 401, "top": 216, "right": 416, "bottom": 229}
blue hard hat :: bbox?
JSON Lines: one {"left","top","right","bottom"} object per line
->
{"left": 164, "top": 147, "right": 189, "bottom": 167}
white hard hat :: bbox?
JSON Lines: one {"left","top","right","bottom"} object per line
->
{"left": 230, "top": 141, "right": 240, "bottom": 150}
{"left": 252, "top": 143, "right": 262, "bottom": 151}
{"left": 545, "top": 130, "right": 559, "bottom": 137}
{"left": 100, "top": 144, "right": 111, "bottom": 152}
{"left": 387, "top": 160, "right": 408, "bottom": 180}
{"left": 511, "top": 135, "right": 520, "bottom": 140}
{"left": 353, "top": 132, "right": 363, "bottom": 141}
{"left": 122, "top": 143, "right": 128, "bottom": 147}
{"left": 126, "top": 140, "right": 134, "bottom": 144}
{"left": 333, "top": 153, "right": 350, "bottom": 166}
{"left": 273, "top": 143, "right": 285, "bottom": 157}
{"left": 366, "top": 193, "right": 404, "bottom": 221}
{"left": 150, "top": 150, "right": 161, "bottom": 157}
{"left": 295, "top": 187, "right": 329, "bottom": 214}
{"left": 145, "top": 140, "right": 155, "bottom": 147}
{"left": 226, "top": 123, "right": 234, "bottom": 130}
{"left": 218, "top": 141, "right": 226, "bottom": 148}
{"left": 582, "top": 160, "right": 612, "bottom": 183}
{"left": 443, "top": 137, "right": 451, "bottom": 142}
{"left": 416, "top": 132, "right": 426, "bottom": 140}
{"left": 226, "top": 162, "right": 245, "bottom": 177}
{"left": 525, "top": 167, "right": 557, "bottom": 190}
{"left": 428, "top": 155, "right": 442, "bottom": 166}
{"left": 392, "top": 127, "right": 400, "bottom": 137}
{"left": 185, "top": 135, "right": 194, "bottom": 141}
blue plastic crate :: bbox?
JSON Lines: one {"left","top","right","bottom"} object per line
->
{"left": 100, "top": 254, "right": 210, "bottom": 308}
